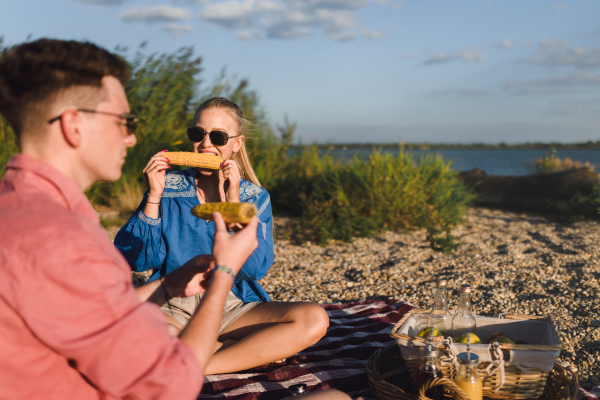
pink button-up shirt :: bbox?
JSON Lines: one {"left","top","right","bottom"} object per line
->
{"left": 0, "top": 154, "right": 202, "bottom": 399}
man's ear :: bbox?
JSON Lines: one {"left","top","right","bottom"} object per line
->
{"left": 59, "top": 109, "right": 83, "bottom": 148}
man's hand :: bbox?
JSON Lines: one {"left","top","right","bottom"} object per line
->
{"left": 212, "top": 212, "right": 258, "bottom": 274}
{"left": 163, "top": 254, "right": 215, "bottom": 298}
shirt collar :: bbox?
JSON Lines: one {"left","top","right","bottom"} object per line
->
{"left": 6, "top": 154, "right": 100, "bottom": 223}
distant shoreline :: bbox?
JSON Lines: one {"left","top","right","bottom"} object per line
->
{"left": 296, "top": 142, "right": 600, "bottom": 150}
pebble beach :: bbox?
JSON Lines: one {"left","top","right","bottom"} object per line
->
{"left": 124, "top": 206, "right": 600, "bottom": 387}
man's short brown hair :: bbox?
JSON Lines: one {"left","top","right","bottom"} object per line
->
{"left": 0, "top": 39, "right": 130, "bottom": 135}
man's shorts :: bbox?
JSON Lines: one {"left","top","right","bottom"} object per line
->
{"left": 160, "top": 291, "right": 262, "bottom": 335}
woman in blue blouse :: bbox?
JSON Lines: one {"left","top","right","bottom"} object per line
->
{"left": 115, "top": 97, "right": 329, "bottom": 374}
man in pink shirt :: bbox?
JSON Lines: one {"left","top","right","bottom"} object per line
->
{"left": 0, "top": 39, "right": 260, "bottom": 399}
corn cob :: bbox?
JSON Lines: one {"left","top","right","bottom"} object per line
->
{"left": 191, "top": 202, "right": 257, "bottom": 224}
{"left": 166, "top": 152, "right": 223, "bottom": 170}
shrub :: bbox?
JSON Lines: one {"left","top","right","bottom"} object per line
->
{"left": 266, "top": 146, "right": 472, "bottom": 252}
{"left": 534, "top": 150, "right": 595, "bottom": 174}
{"left": 0, "top": 42, "right": 471, "bottom": 252}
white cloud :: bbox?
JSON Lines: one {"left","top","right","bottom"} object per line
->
{"left": 161, "top": 23, "right": 194, "bottom": 36}
{"left": 519, "top": 39, "right": 600, "bottom": 70}
{"left": 237, "top": 30, "right": 260, "bottom": 40}
{"left": 360, "top": 26, "right": 384, "bottom": 39}
{"left": 422, "top": 47, "right": 484, "bottom": 66}
{"left": 120, "top": 5, "right": 190, "bottom": 22}
{"left": 552, "top": 4, "right": 565, "bottom": 12}
{"left": 495, "top": 40, "right": 512, "bottom": 50}
{"left": 422, "top": 54, "right": 452, "bottom": 66}
{"left": 458, "top": 47, "right": 485, "bottom": 62}
{"left": 505, "top": 72, "right": 600, "bottom": 95}
{"left": 199, "top": 0, "right": 390, "bottom": 41}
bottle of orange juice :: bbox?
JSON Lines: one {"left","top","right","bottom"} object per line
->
{"left": 454, "top": 352, "right": 482, "bottom": 400}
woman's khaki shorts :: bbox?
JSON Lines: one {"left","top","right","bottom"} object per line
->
{"left": 160, "top": 291, "right": 262, "bottom": 335}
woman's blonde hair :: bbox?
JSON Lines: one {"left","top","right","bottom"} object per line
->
{"left": 193, "top": 97, "right": 261, "bottom": 187}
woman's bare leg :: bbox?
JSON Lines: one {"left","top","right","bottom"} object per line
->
{"left": 204, "top": 302, "right": 329, "bottom": 375}
{"left": 164, "top": 314, "right": 183, "bottom": 336}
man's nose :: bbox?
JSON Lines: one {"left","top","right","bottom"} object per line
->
{"left": 126, "top": 133, "right": 137, "bottom": 147}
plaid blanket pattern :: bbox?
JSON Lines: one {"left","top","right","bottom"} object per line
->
{"left": 198, "top": 299, "right": 597, "bottom": 400}
{"left": 199, "top": 299, "right": 414, "bottom": 400}
{"left": 580, "top": 388, "right": 600, "bottom": 400}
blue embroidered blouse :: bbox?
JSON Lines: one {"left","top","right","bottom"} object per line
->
{"left": 114, "top": 168, "right": 273, "bottom": 302}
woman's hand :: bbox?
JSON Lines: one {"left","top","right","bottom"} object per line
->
{"left": 163, "top": 254, "right": 215, "bottom": 298}
{"left": 143, "top": 150, "right": 171, "bottom": 197}
{"left": 221, "top": 159, "right": 241, "bottom": 203}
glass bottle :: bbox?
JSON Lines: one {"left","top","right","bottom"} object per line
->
{"left": 452, "top": 284, "right": 477, "bottom": 337}
{"left": 416, "top": 346, "right": 445, "bottom": 400}
{"left": 454, "top": 353, "right": 483, "bottom": 400}
{"left": 429, "top": 279, "right": 452, "bottom": 335}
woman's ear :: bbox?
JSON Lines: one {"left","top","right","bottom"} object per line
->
{"left": 233, "top": 135, "right": 245, "bottom": 154}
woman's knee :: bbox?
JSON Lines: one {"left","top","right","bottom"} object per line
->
{"left": 293, "top": 303, "right": 329, "bottom": 344}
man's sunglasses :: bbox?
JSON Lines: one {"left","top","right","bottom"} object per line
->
{"left": 48, "top": 109, "right": 138, "bottom": 135}
{"left": 186, "top": 126, "right": 240, "bottom": 146}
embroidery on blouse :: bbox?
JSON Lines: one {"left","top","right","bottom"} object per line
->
{"left": 164, "top": 173, "right": 189, "bottom": 191}
{"left": 138, "top": 211, "right": 161, "bottom": 225}
{"left": 257, "top": 195, "right": 270, "bottom": 218}
{"left": 239, "top": 181, "right": 263, "bottom": 202}
{"left": 260, "top": 221, "right": 267, "bottom": 239}
{"left": 160, "top": 170, "right": 197, "bottom": 197}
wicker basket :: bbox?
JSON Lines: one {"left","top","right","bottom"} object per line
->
{"left": 366, "top": 344, "right": 578, "bottom": 400}
{"left": 390, "top": 309, "right": 566, "bottom": 400}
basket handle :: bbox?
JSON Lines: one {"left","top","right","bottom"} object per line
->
{"left": 418, "top": 377, "right": 470, "bottom": 400}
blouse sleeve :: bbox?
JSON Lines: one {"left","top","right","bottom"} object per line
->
{"left": 114, "top": 194, "right": 166, "bottom": 273}
{"left": 235, "top": 189, "right": 274, "bottom": 282}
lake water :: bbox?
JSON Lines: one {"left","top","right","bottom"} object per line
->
{"left": 327, "top": 148, "right": 600, "bottom": 176}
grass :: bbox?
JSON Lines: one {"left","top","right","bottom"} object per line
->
{"left": 0, "top": 43, "right": 471, "bottom": 251}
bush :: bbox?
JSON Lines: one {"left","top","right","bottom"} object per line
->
{"left": 0, "top": 42, "right": 470, "bottom": 252}
{"left": 534, "top": 150, "right": 595, "bottom": 174}
{"left": 265, "top": 146, "right": 471, "bottom": 252}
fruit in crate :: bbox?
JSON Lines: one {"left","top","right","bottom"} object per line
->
{"left": 417, "top": 327, "right": 443, "bottom": 337}
{"left": 494, "top": 336, "right": 515, "bottom": 344}
{"left": 485, "top": 331, "right": 506, "bottom": 344}
{"left": 455, "top": 333, "right": 482, "bottom": 344}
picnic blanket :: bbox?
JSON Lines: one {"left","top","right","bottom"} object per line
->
{"left": 198, "top": 299, "right": 598, "bottom": 400}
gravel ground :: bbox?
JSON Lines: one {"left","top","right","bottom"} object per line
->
{"left": 119, "top": 207, "right": 599, "bottom": 387}
{"left": 265, "top": 207, "right": 600, "bottom": 387}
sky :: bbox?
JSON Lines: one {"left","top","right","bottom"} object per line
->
{"left": 2, "top": 0, "right": 600, "bottom": 144}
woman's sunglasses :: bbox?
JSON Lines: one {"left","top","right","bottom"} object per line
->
{"left": 186, "top": 126, "right": 240, "bottom": 146}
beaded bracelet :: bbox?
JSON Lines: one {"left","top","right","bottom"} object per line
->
{"left": 211, "top": 264, "right": 236, "bottom": 281}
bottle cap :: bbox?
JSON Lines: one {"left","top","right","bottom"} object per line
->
{"left": 436, "top": 280, "right": 447, "bottom": 287}
{"left": 460, "top": 284, "right": 471, "bottom": 294}
{"left": 289, "top": 384, "right": 308, "bottom": 396}
{"left": 457, "top": 352, "right": 479, "bottom": 366}
{"left": 420, "top": 346, "right": 440, "bottom": 358}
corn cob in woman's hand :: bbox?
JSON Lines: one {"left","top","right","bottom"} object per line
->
{"left": 191, "top": 202, "right": 257, "bottom": 224}
{"left": 166, "top": 152, "right": 223, "bottom": 170}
